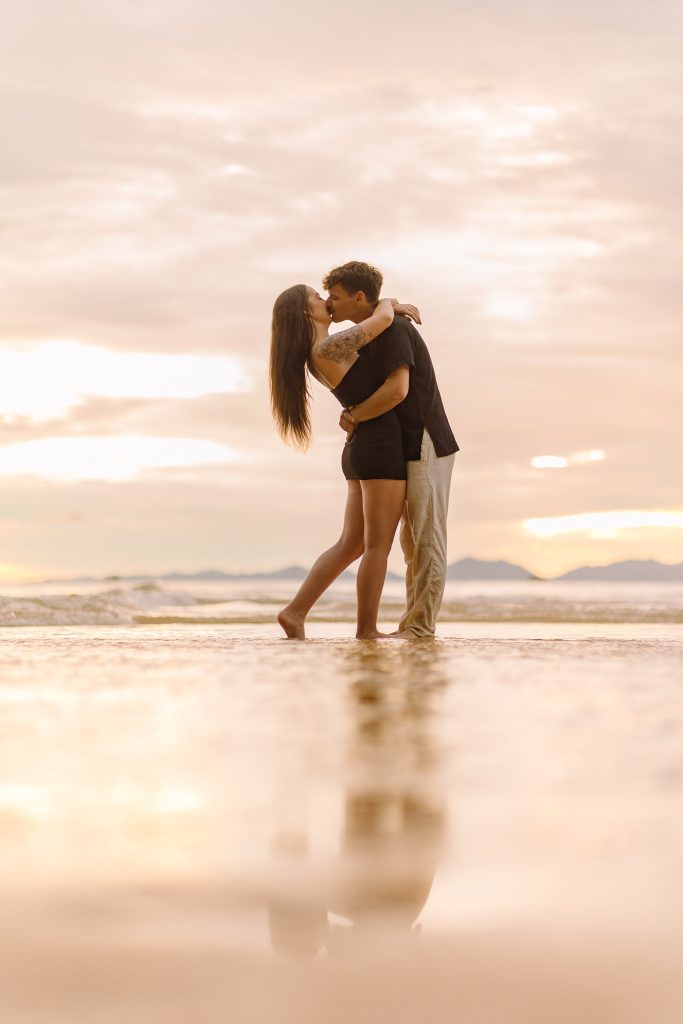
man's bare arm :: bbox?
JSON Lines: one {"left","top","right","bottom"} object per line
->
{"left": 314, "top": 299, "right": 394, "bottom": 364}
{"left": 339, "top": 366, "right": 410, "bottom": 432}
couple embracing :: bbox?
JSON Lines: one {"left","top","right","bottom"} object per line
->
{"left": 270, "top": 261, "right": 459, "bottom": 640}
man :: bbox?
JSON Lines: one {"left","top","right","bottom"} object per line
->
{"left": 323, "top": 260, "right": 459, "bottom": 638}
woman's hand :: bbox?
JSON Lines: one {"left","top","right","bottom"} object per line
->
{"left": 392, "top": 301, "right": 421, "bottom": 324}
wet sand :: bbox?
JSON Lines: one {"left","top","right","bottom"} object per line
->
{"left": 1, "top": 622, "right": 682, "bottom": 1021}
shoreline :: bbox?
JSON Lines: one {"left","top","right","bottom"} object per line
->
{"left": 2, "top": 621, "right": 681, "bottom": 641}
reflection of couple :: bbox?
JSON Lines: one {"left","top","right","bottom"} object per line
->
{"left": 270, "top": 261, "right": 458, "bottom": 639}
{"left": 269, "top": 644, "right": 446, "bottom": 958}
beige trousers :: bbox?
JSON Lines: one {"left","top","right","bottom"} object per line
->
{"left": 398, "top": 431, "right": 455, "bottom": 637}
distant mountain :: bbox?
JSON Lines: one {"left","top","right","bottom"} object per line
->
{"left": 556, "top": 559, "right": 683, "bottom": 581}
{"left": 183, "top": 560, "right": 535, "bottom": 582}
{"left": 161, "top": 565, "right": 404, "bottom": 582}
{"left": 35, "top": 558, "right": 683, "bottom": 587}
{"left": 447, "top": 558, "right": 537, "bottom": 580}
{"left": 160, "top": 565, "right": 310, "bottom": 581}
{"left": 39, "top": 565, "right": 398, "bottom": 585}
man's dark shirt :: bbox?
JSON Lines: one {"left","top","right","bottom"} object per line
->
{"left": 361, "top": 317, "right": 459, "bottom": 462}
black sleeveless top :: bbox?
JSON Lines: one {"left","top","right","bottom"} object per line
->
{"left": 330, "top": 351, "right": 406, "bottom": 481}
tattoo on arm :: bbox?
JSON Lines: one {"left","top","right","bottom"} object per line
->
{"left": 316, "top": 324, "right": 373, "bottom": 364}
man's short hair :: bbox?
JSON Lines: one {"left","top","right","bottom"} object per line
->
{"left": 322, "top": 261, "right": 383, "bottom": 304}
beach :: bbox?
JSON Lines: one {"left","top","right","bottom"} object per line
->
{"left": 3, "top": 0, "right": 682, "bottom": 1015}
{"left": 1, "top": 581, "right": 683, "bottom": 1021}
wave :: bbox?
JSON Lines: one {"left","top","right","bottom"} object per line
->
{"left": 1, "top": 582, "right": 683, "bottom": 627}
{"left": 0, "top": 583, "right": 213, "bottom": 627}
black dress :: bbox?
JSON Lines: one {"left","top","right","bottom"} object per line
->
{"left": 331, "top": 352, "right": 407, "bottom": 481}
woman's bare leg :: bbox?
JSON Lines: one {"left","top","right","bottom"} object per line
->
{"left": 356, "top": 479, "right": 406, "bottom": 639}
{"left": 278, "top": 482, "right": 364, "bottom": 638}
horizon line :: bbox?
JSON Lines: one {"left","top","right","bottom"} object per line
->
{"left": 4, "top": 554, "right": 683, "bottom": 587}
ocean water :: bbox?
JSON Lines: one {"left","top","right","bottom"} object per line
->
{"left": 1, "top": 579, "right": 683, "bottom": 1022}
{"left": 2, "top": 576, "right": 683, "bottom": 626}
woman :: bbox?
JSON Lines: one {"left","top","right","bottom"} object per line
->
{"left": 269, "top": 284, "right": 412, "bottom": 639}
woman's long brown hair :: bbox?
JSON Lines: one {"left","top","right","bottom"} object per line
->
{"left": 269, "top": 284, "right": 314, "bottom": 449}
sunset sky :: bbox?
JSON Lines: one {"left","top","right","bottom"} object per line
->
{"left": 1, "top": 0, "right": 682, "bottom": 582}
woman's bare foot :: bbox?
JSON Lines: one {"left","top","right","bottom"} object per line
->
{"left": 355, "top": 629, "right": 393, "bottom": 640}
{"left": 277, "top": 607, "right": 306, "bottom": 639}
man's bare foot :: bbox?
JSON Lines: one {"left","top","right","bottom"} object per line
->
{"left": 388, "top": 629, "right": 416, "bottom": 640}
{"left": 277, "top": 608, "right": 305, "bottom": 639}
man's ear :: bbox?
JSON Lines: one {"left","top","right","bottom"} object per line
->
{"left": 354, "top": 291, "right": 367, "bottom": 304}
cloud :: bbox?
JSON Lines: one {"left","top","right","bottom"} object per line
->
{"left": 524, "top": 509, "right": 683, "bottom": 538}
{"left": 1, "top": 0, "right": 682, "bottom": 575}
{"left": 531, "top": 451, "right": 605, "bottom": 469}
{"left": 0, "top": 343, "right": 249, "bottom": 422}
{"left": 0, "top": 435, "right": 242, "bottom": 482}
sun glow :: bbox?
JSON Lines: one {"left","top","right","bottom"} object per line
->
{"left": 524, "top": 510, "right": 683, "bottom": 538}
{"left": 0, "top": 342, "right": 249, "bottom": 422}
{"left": 531, "top": 456, "right": 569, "bottom": 469}
{"left": 0, "top": 785, "right": 55, "bottom": 820}
{"left": 531, "top": 450, "right": 606, "bottom": 469}
{"left": 574, "top": 449, "right": 606, "bottom": 463}
{"left": 0, "top": 563, "right": 44, "bottom": 583}
{"left": 0, "top": 436, "right": 240, "bottom": 481}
